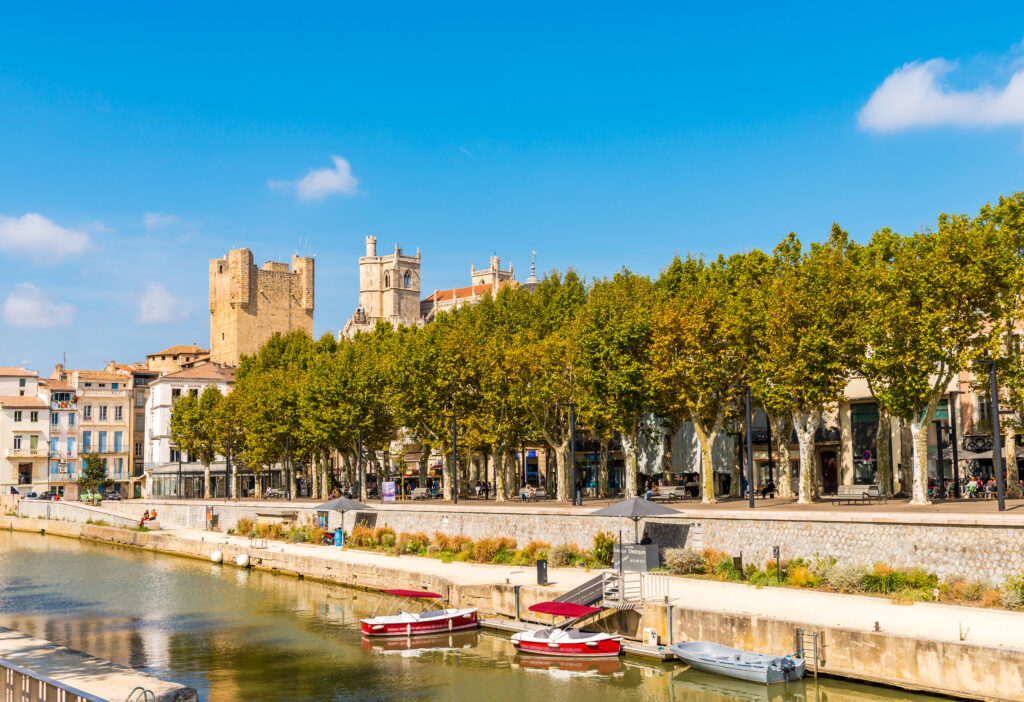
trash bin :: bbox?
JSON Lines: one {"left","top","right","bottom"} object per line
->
{"left": 536, "top": 559, "right": 548, "bottom": 586}
{"left": 334, "top": 527, "right": 344, "bottom": 547}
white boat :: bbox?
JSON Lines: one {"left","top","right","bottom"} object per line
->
{"left": 360, "top": 589, "right": 478, "bottom": 637}
{"left": 670, "top": 641, "right": 805, "bottom": 683}
{"left": 510, "top": 602, "right": 622, "bottom": 658}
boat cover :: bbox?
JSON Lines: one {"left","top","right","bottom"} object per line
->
{"left": 528, "top": 602, "right": 602, "bottom": 617}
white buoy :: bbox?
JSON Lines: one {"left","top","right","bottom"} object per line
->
{"left": 235, "top": 553, "right": 250, "bottom": 567}
{"left": 211, "top": 550, "right": 223, "bottom": 563}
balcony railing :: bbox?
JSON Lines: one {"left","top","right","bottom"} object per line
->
{"left": 79, "top": 389, "right": 128, "bottom": 397}
{"left": 5, "top": 448, "right": 46, "bottom": 458}
{"left": 47, "top": 449, "right": 78, "bottom": 460}
{"left": 50, "top": 400, "right": 78, "bottom": 411}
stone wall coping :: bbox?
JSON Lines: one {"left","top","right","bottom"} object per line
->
{"left": 119, "top": 498, "right": 1024, "bottom": 528}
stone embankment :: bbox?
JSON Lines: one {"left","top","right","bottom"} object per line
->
{"left": 0, "top": 626, "right": 197, "bottom": 702}
{"left": 4, "top": 513, "right": 1024, "bottom": 700}
{"left": 99, "top": 497, "right": 1024, "bottom": 580}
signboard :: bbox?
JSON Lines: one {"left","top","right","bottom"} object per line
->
{"left": 527, "top": 451, "right": 537, "bottom": 458}
{"left": 862, "top": 450, "right": 872, "bottom": 462}
{"left": 382, "top": 481, "right": 396, "bottom": 503}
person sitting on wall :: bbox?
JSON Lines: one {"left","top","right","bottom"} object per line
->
{"left": 760, "top": 480, "right": 776, "bottom": 498}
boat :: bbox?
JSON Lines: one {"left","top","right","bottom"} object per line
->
{"left": 670, "top": 641, "right": 805, "bottom": 683}
{"left": 359, "top": 589, "right": 479, "bottom": 637}
{"left": 510, "top": 601, "right": 621, "bottom": 658}
{"left": 517, "top": 655, "right": 622, "bottom": 675}
{"left": 361, "top": 630, "right": 479, "bottom": 653}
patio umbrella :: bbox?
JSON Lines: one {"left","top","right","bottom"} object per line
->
{"left": 940, "top": 447, "right": 983, "bottom": 461}
{"left": 970, "top": 447, "right": 1024, "bottom": 460}
{"left": 314, "top": 496, "right": 373, "bottom": 539}
{"left": 588, "top": 497, "right": 679, "bottom": 544}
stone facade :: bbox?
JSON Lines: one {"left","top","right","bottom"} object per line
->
{"left": 209, "top": 248, "right": 314, "bottom": 365}
{"left": 343, "top": 236, "right": 422, "bottom": 336}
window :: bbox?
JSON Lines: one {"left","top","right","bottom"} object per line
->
{"left": 29, "top": 411, "right": 38, "bottom": 423}
{"left": 136, "top": 392, "right": 146, "bottom": 407}
{"left": 404, "top": 271, "right": 411, "bottom": 288}
{"left": 51, "top": 412, "right": 58, "bottom": 426}
{"left": 83, "top": 405, "right": 92, "bottom": 420}
{"left": 115, "top": 458, "right": 123, "bottom": 477}
{"left": 113, "top": 431, "right": 123, "bottom": 453}
{"left": 13, "top": 411, "right": 22, "bottom": 422}
{"left": 85, "top": 382, "right": 92, "bottom": 387}
{"left": 101, "top": 458, "right": 108, "bottom": 474}
{"left": 99, "top": 406, "right": 107, "bottom": 421}
{"left": 50, "top": 437, "right": 58, "bottom": 454}
{"left": 170, "top": 447, "right": 180, "bottom": 463}
{"left": 13, "top": 436, "right": 21, "bottom": 450}
{"left": 135, "top": 415, "right": 144, "bottom": 431}
{"left": 98, "top": 432, "right": 107, "bottom": 453}
{"left": 19, "top": 389, "right": 24, "bottom": 396}
{"left": 66, "top": 461, "right": 75, "bottom": 475}
{"left": 171, "top": 388, "right": 181, "bottom": 402}
{"left": 135, "top": 442, "right": 142, "bottom": 458}
{"left": 114, "top": 406, "right": 123, "bottom": 422}
{"left": 99, "top": 383, "right": 106, "bottom": 388}
{"left": 111, "top": 383, "right": 118, "bottom": 389}
{"left": 384, "top": 271, "right": 391, "bottom": 287}
{"left": 50, "top": 461, "right": 59, "bottom": 476}
{"left": 29, "top": 435, "right": 38, "bottom": 450}
{"left": 68, "top": 437, "right": 75, "bottom": 454}
{"left": 82, "top": 431, "right": 91, "bottom": 451}
{"left": 69, "top": 414, "right": 75, "bottom": 428}
{"left": 18, "top": 378, "right": 25, "bottom": 388}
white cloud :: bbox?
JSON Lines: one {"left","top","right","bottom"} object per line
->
{"left": 2, "top": 283, "right": 75, "bottom": 327}
{"left": 143, "top": 212, "right": 180, "bottom": 230}
{"left": 860, "top": 57, "right": 1024, "bottom": 131}
{"left": 268, "top": 155, "right": 361, "bottom": 201}
{"left": 0, "top": 213, "right": 91, "bottom": 263}
{"left": 135, "top": 283, "right": 189, "bottom": 324}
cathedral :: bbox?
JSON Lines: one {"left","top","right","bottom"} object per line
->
{"left": 341, "top": 236, "right": 539, "bottom": 338}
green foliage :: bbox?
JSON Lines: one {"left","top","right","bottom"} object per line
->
{"left": 548, "top": 543, "right": 586, "bottom": 567}
{"left": 77, "top": 453, "right": 108, "bottom": 494}
{"left": 664, "top": 548, "right": 704, "bottom": 575}
{"left": 590, "top": 531, "right": 616, "bottom": 567}
{"left": 1002, "top": 573, "right": 1024, "bottom": 609}
{"left": 860, "top": 563, "right": 908, "bottom": 593}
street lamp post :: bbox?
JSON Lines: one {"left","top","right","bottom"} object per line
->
{"left": 177, "top": 447, "right": 182, "bottom": 499}
{"left": 346, "top": 424, "right": 362, "bottom": 501}
{"left": 451, "top": 415, "right": 459, "bottom": 505}
{"left": 933, "top": 419, "right": 945, "bottom": 499}
{"left": 744, "top": 386, "right": 754, "bottom": 509}
{"left": 557, "top": 403, "right": 579, "bottom": 505}
{"left": 948, "top": 391, "right": 962, "bottom": 498}
{"left": 987, "top": 361, "right": 1007, "bottom": 512}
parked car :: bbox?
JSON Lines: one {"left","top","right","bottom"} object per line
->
{"left": 39, "top": 490, "right": 59, "bottom": 501}
{"left": 79, "top": 490, "right": 102, "bottom": 502}
{"left": 102, "top": 490, "right": 122, "bottom": 501}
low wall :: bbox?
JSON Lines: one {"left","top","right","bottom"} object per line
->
{"left": 101, "top": 499, "right": 1024, "bottom": 581}
{"left": 16, "top": 500, "right": 142, "bottom": 529}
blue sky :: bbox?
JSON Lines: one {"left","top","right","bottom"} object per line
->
{"left": 2, "top": 3, "right": 1024, "bottom": 371}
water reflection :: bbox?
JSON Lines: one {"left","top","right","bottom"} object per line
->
{"left": 0, "top": 531, "right": 943, "bottom": 702}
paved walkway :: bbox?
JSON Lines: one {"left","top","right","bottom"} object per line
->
{"left": 164, "top": 525, "right": 1024, "bottom": 650}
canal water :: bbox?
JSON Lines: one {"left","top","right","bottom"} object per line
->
{"left": 0, "top": 531, "right": 946, "bottom": 702}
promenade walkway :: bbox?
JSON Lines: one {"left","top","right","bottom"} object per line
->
{"left": 165, "top": 524, "right": 1024, "bottom": 650}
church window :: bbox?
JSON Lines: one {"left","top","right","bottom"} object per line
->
{"left": 404, "top": 271, "right": 411, "bottom": 288}
{"left": 384, "top": 272, "right": 391, "bottom": 287}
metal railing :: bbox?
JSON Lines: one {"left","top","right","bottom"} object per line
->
{"left": 1, "top": 656, "right": 107, "bottom": 702}
{"left": 4, "top": 449, "right": 46, "bottom": 458}
{"left": 643, "top": 571, "right": 669, "bottom": 601}
{"left": 50, "top": 401, "right": 77, "bottom": 411}
{"left": 601, "top": 571, "right": 669, "bottom": 605}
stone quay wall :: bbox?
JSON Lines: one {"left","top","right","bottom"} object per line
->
{"left": 99, "top": 499, "right": 1024, "bottom": 582}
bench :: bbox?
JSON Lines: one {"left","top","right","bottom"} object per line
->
{"left": 653, "top": 485, "right": 690, "bottom": 502}
{"left": 830, "top": 484, "right": 884, "bottom": 505}
{"left": 411, "top": 487, "right": 431, "bottom": 500}
{"left": 517, "top": 487, "right": 549, "bottom": 502}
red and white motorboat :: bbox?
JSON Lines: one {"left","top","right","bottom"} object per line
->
{"left": 360, "top": 589, "right": 479, "bottom": 637}
{"left": 511, "top": 602, "right": 621, "bottom": 658}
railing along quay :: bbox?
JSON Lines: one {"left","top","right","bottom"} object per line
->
{"left": 1, "top": 656, "right": 106, "bottom": 702}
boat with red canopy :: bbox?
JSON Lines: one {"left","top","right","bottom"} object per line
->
{"left": 511, "top": 602, "right": 621, "bottom": 658}
{"left": 360, "top": 589, "right": 479, "bottom": 637}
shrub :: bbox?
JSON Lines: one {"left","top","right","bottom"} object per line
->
{"left": 748, "top": 569, "right": 780, "bottom": 587}
{"left": 1001, "top": 573, "right": 1024, "bottom": 609}
{"left": 714, "top": 558, "right": 743, "bottom": 582}
{"left": 904, "top": 569, "right": 938, "bottom": 590}
{"left": 396, "top": 532, "right": 430, "bottom": 555}
{"left": 432, "top": 532, "right": 453, "bottom": 551}
{"left": 549, "top": 544, "right": 584, "bottom": 567}
{"left": 949, "top": 579, "right": 986, "bottom": 602}
{"left": 861, "top": 563, "right": 907, "bottom": 594}
{"left": 350, "top": 524, "right": 376, "bottom": 548}
{"left": 521, "top": 540, "right": 550, "bottom": 562}
{"left": 824, "top": 563, "right": 866, "bottom": 593}
{"left": 311, "top": 526, "right": 328, "bottom": 545}
{"left": 892, "top": 587, "right": 934, "bottom": 603}
{"left": 664, "top": 548, "right": 704, "bottom": 575}
{"left": 286, "top": 527, "right": 307, "bottom": 543}
{"left": 374, "top": 526, "right": 396, "bottom": 548}
{"left": 786, "top": 565, "right": 818, "bottom": 588}
{"left": 236, "top": 516, "right": 255, "bottom": 535}
{"left": 591, "top": 531, "right": 616, "bottom": 567}
{"left": 981, "top": 589, "right": 1004, "bottom": 608}
{"left": 474, "top": 537, "right": 517, "bottom": 563}
{"left": 701, "top": 548, "right": 729, "bottom": 571}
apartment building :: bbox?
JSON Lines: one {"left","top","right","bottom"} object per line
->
{"left": 52, "top": 363, "right": 133, "bottom": 495}
{"left": 42, "top": 377, "right": 79, "bottom": 497}
{"left": 0, "top": 367, "right": 49, "bottom": 493}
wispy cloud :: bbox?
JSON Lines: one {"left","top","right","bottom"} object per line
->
{"left": 2, "top": 283, "right": 75, "bottom": 327}
{"left": 0, "top": 213, "right": 91, "bottom": 263}
{"left": 268, "top": 155, "right": 361, "bottom": 201}
{"left": 135, "top": 283, "right": 189, "bottom": 323}
{"left": 860, "top": 55, "right": 1024, "bottom": 131}
{"left": 458, "top": 146, "right": 478, "bottom": 160}
{"left": 143, "top": 212, "right": 180, "bottom": 231}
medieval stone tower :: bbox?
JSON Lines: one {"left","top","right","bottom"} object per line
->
{"left": 342, "top": 236, "right": 420, "bottom": 336}
{"left": 209, "top": 248, "right": 314, "bottom": 365}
